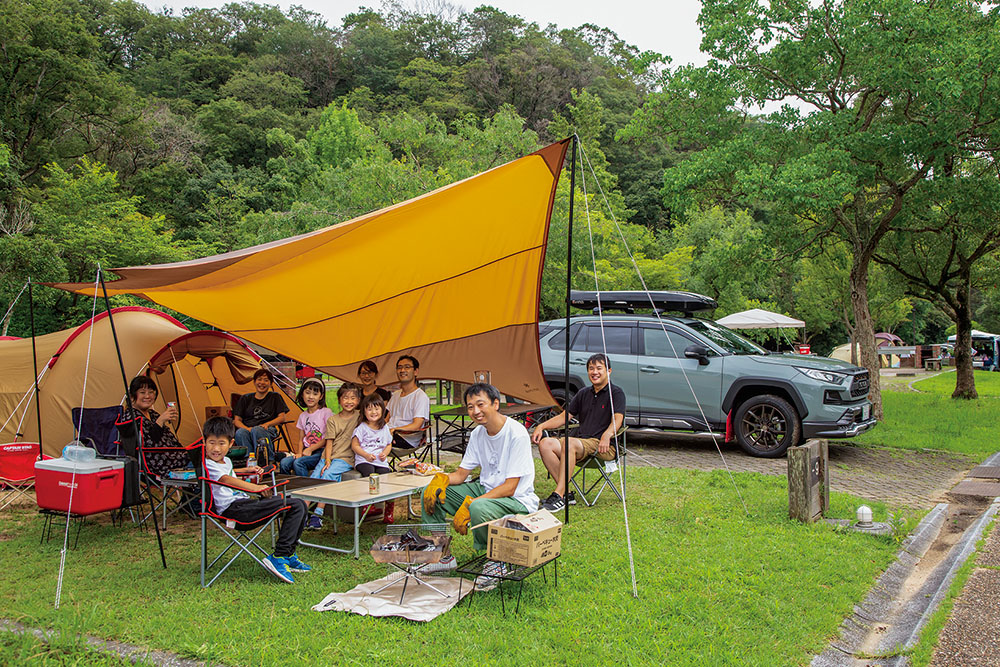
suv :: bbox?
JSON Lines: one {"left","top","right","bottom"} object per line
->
{"left": 538, "top": 291, "right": 876, "bottom": 457}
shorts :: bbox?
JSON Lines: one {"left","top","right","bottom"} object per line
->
{"left": 578, "top": 437, "right": 616, "bottom": 461}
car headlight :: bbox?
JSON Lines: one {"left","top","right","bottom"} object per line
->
{"left": 796, "top": 367, "right": 848, "bottom": 385}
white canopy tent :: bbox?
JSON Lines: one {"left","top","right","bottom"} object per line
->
{"left": 716, "top": 308, "right": 805, "bottom": 330}
{"left": 947, "top": 329, "right": 999, "bottom": 341}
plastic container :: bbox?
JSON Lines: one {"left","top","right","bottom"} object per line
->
{"left": 62, "top": 440, "right": 96, "bottom": 462}
{"left": 35, "top": 457, "right": 125, "bottom": 515}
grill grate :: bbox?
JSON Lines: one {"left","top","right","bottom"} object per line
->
{"left": 850, "top": 373, "right": 870, "bottom": 397}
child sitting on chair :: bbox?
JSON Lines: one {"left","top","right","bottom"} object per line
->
{"left": 202, "top": 416, "right": 311, "bottom": 584}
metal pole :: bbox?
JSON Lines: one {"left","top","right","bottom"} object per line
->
{"left": 98, "top": 269, "right": 167, "bottom": 569}
{"left": 28, "top": 279, "right": 42, "bottom": 448}
{"left": 563, "top": 136, "right": 577, "bottom": 525}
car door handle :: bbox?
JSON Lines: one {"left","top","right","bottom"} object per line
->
{"left": 570, "top": 358, "right": 587, "bottom": 365}
{"left": 640, "top": 366, "right": 660, "bottom": 373}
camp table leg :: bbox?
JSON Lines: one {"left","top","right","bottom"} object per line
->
{"left": 354, "top": 506, "right": 360, "bottom": 558}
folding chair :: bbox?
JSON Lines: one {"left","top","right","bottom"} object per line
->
{"left": 71, "top": 406, "right": 123, "bottom": 456}
{"left": 389, "top": 423, "right": 434, "bottom": 470}
{"left": 570, "top": 426, "right": 628, "bottom": 507}
{"left": 0, "top": 442, "right": 43, "bottom": 510}
{"left": 116, "top": 411, "right": 197, "bottom": 529}
{"left": 229, "top": 392, "right": 292, "bottom": 462}
{"left": 186, "top": 442, "right": 290, "bottom": 588}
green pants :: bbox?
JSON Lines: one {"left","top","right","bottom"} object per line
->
{"left": 421, "top": 481, "right": 528, "bottom": 552}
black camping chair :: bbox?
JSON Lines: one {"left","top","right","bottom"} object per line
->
{"left": 569, "top": 425, "right": 629, "bottom": 507}
{"left": 71, "top": 406, "right": 122, "bottom": 456}
{"left": 186, "top": 441, "right": 289, "bottom": 588}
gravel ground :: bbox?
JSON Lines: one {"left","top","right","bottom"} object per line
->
{"left": 929, "top": 527, "right": 1000, "bottom": 666}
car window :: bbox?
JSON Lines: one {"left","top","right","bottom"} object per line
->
{"left": 548, "top": 323, "right": 582, "bottom": 351}
{"left": 686, "top": 320, "right": 766, "bottom": 355}
{"left": 583, "top": 325, "right": 632, "bottom": 354}
{"left": 642, "top": 327, "right": 697, "bottom": 358}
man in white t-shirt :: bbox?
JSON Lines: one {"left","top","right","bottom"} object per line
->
{"left": 386, "top": 354, "right": 430, "bottom": 450}
{"left": 421, "top": 383, "right": 539, "bottom": 576}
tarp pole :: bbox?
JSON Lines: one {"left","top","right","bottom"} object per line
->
{"left": 28, "top": 279, "right": 42, "bottom": 448}
{"left": 98, "top": 269, "right": 167, "bottom": 569}
{"left": 563, "top": 136, "right": 577, "bottom": 525}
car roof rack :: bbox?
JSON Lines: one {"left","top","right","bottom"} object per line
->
{"left": 570, "top": 290, "right": 717, "bottom": 316}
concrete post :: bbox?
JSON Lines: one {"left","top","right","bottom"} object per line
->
{"left": 788, "top": 438, "right": 829, "bottom": 522}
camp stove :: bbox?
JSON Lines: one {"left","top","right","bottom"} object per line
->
{"left": 368, "top": 523, "right": 452, "bottom": 603}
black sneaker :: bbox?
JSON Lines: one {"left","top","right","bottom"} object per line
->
{"left": 566, "top": 491, "right": 577, "bottom": 506}
{"left": 542, "top": 493, "right": 566, "bottom": 512}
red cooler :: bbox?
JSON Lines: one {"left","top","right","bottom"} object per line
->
{"left": 35, "top": 458, "right": 125, "bottom": 515}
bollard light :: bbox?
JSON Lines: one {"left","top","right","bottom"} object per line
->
{"left": 856, "top": 505, "right": 873, "bottom": 527}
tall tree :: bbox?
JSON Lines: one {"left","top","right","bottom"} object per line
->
{"left": 623, "top": 0, "right": 1000, "bottom": 419}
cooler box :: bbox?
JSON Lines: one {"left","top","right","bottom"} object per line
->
{"left": 35, "top": 458, "right": 125, "bottom": 515}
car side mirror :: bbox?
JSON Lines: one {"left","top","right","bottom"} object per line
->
{"left": 684, "top": 345, "right": 711, "bottom": 365}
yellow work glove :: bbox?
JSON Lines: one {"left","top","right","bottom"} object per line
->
{"left": 453, "top": 496, "right": 473, "bottom": 535}
{"left": 423, "top": 472, "right": 449, "bottom": 514}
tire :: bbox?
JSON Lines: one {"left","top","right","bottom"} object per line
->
{"left": 734, "top": 394, "right": 801, "bottom": 458}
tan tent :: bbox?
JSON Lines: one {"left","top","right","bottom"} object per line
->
{"left": 52, "top": 140, "right": 571, "bottom": 403}
{"left": 0, "top": 307, "right": 300, "bottom": 456}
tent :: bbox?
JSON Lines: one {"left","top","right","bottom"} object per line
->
{"left": 52, "top": 140, "right": 572, "bottom": 404}
{"left": 716, "top": 308, "right": 805, "bottom": 329}
{"left": 0, "top": 307, "right": 301, "bottom": 456}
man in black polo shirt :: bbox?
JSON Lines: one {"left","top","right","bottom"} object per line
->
{"left": 531, "top": 353, "right": 625, "bottom": 511}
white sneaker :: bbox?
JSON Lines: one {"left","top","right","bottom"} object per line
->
{"left": 420, "top": 555, "right": 457, "bottom": 574}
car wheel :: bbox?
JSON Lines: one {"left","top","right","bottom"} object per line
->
{"left": 734, "top": 394, "right": 801, "bottom": 458}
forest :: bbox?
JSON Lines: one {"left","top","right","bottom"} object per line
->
{"left": 2, "top": 0, "right": 999, "bottom": 407}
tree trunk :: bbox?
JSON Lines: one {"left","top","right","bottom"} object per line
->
{"left": 952, "top": 273, "right": 978, "bottom": 399}
{"left": 849, "top": 251, "right": 883, "bottom": 420}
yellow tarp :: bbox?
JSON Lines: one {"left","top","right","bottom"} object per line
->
{"left": 52, "top": 140, "right": 570, "bottom": 403}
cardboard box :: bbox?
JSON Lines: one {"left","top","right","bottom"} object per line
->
{"left": 487, "top": 509, "right": 562, "bottom": 567}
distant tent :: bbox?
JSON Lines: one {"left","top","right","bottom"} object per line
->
{"left": 875, "top": 332, "right": 904, "bottom": 346}
{"left": 716, "top": 308, "right": 805, "bottom": 330}
{"left": 51, "top": 140, "right": 572, "bottom": 404}
{"left": 0, "top": 307, "right": 300, "bottom": 457}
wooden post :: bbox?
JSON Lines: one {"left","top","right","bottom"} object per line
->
{"left": 788, "top": 439, "right": 829, "bottom": 522}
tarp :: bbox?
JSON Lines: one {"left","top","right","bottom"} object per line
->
{"left": 716, "top": 308, "right": 805, "bottom": 330}
{"left": 51, "top": 140, "right": 571, "bottom": 403}
{"left": 0, "top": 307, "right": 300, "bottom": 456}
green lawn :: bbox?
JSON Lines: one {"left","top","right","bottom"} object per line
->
{"left": 0, "top": 464, "right": 899, "bottom": 666}
{"left": 856, "top": 371, "right": 1000, "bottom": 459}
{"left": 911, "top": 369, "right": 1000, "bottom": 398}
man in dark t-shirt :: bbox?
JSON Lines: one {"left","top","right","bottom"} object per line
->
{"left": 233, "top": 369, "right": 289, "bottom": 459}
{"left": 531, "top": 353, "right": 625, "bottom": 511}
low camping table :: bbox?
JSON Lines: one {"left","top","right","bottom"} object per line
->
{"left": 434, "top": 403, "right": 554, "bottom": 462}
{"left": 290, "top": 472, "right": 431, "bottom": 558}
{"left": 455, "top": 553, "right": 559, "bottom": 615}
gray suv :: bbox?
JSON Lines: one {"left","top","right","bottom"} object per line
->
{"left": 538, "top": 291, "right": 876, "bottom": 457}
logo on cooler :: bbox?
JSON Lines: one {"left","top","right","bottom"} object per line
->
{"left": 57, "top": 481, "right": 78, "bottom": 490}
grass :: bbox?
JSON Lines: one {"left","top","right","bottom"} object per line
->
{"left": 855, "top": 371, "right": 1000, "bottom": 460}
{"left": 0, "top": 463, "right": 901, "bottom": 666}
{"left": 910, "top": 369, "right": 1000, "bottom": 398}
{"left": 0, "top": 621, "right": 153, "bottom": 665}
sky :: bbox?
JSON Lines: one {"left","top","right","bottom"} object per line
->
{"left": 140, "top": 0, "right": 711, "bottom": 67}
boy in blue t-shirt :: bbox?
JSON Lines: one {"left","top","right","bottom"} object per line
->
{"left": 202, "top": 416, "right": 310, "bottom": 583}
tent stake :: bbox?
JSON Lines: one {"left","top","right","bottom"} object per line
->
{"left": 98, "top": 269, "right": 167, "bottom": 569}
{"left": 563, "top": 136, "right": 577, "bottom": 526}
{"left": 27, "top": 279, "right": 42, "bottom": 449}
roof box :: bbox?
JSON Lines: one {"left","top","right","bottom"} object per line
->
{"left": 569, "top": 290, "right": 717, "bottom": 315}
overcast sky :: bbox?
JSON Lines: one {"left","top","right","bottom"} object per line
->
{"left": 141, "top": 0, "right": 710, "bottom": 67}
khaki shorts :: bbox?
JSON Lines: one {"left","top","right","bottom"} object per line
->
{"left": 578, "top": 437, "right": 616, "bottom": 461}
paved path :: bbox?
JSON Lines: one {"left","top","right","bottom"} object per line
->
{"left": 622, "top": 431, "right": 976, "bottom": 509}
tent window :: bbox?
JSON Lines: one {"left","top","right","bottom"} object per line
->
{"left": 584, "top": 325, "right": 632, "bottom": 355}
{"left": 642, "top": 327, "right": 696, "bottom": 359}
{"left": 549, "top": 323, "right": 582, "bottom": 351}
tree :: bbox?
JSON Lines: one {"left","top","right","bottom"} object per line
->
{"left": 874, "top": 177, "right": 1000, "bottom": 398}
{"left": 623, "top": 0, "right": 1000, "bottom": 419}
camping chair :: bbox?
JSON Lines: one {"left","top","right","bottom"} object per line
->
{"left": 0, "top": 442, "right": 43, "bottom": 510}
{"left": 185, "top": 442, "right": 289, "bottom": 588}
{"left": 228, "top": 392, "right": 292, "bottom": 463}
{"left": 116, "top": 411, "right": 198, "bottom": 529}
{"left": 389, "top": 422, "right": 434, "bottom": 470}
{"left": 71, "top": 406, "right": 123, "bottom": 456}
{"left": 569, "top": 425, "right": 629, "bottom": 507}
